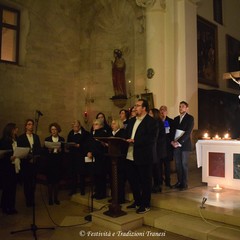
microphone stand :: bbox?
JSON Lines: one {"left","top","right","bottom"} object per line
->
{"left": 11, "top": 155, "right": 55, "bottom": 239}
{"left": 35, "top": 110, "right": 43, "bottom": 133}
{"left": 84, "top": 158, "right": 94, "bottom": 222}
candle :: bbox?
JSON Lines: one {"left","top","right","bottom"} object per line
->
{"left": 213, "top": 184, "right": 222, "bottom": 192}
{"left": 223, "top": 133, "right": 231, "bottom": 139}
{"left": 202, "top": 132, "right": 210, "bottom": 139}
{"left": 213, "top": 134, "right": 221, "bottom": 140}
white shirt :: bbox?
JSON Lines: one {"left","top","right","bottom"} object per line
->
{"left": 74, "top": 129, "right": 82, "bottom": 135}
{"left": 179, "top": 113, "right": 186, "bottom": 123}
{"left": 52, "top": 136, "right": 59, "bottom": 153}
{"left": 26, "top": 133, "right": 34, "bottom": 149}
{"left": 126, "top": 114, "right": 146, "bottom": 161}
{"left": 112, "top": 129, "right": 120, "bottom": 136}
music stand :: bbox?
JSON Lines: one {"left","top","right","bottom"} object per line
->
{"left": 95, "top": 137, "right": 128, "bottom": 218}
{"left": 11, "top": 154, "right": 55, "bottom": 240}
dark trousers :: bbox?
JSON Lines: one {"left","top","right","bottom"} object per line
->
{"left": 126, "top": 160, "right": 152, "bottom": 208}
{"left": 70, "top": 158, "right": 86, "bottom": 193}
{"left": 0, "top": 167, "right": 17, "bottom": 211}
{"left": 94, "top": 173, "right": 106, "bottom": 198}
{"left": 21, "top": 160, "right": 35, "bottom": 206}
{"left": 152, "top": 157, "right": 171, "bottom": 186}
{"left": 174, "top": 148, "right": 190, "bottom": 187}
{"left": 159, "top": 157, "right": 171, "bottom": 185}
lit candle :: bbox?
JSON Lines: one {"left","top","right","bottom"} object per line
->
{"left": 213, "top": 184, "right": 222, "bottom": 191}
{"left": 223, "top": 133, "right": 230, "bottom": 139}
{"left": 203, "top": 132, "right": 210, "bottom": 139}
{"left": 213, "top": 134, "right": 221, "bottom": 140}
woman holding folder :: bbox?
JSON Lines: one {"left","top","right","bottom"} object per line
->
{"left": 44, "top": 122, "right": 65, "bottom": 205}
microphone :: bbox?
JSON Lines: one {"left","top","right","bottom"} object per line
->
{"left": 36, "top": 110, "right": 43, "bottom": 116}
{"left": 200, "top": 197, "right": 207, "bottom": 209}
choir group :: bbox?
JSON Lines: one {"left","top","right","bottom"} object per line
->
{"left": 0, "top": 100, "right": 194, "bottom": 215}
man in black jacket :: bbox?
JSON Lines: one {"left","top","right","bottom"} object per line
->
{"left": 159, "top": 105, "right": 174, "bottom": 187}
{"left": 171, "top": 101, "right": 194, "bottom": 191}
{"left": 125, "top": 99, "right": 157, "bottom": 214}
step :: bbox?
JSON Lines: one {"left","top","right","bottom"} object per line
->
{"left": 71, "top": 187, "right": 240, "bottom": 240}
{"left": 144, "top": 208, "right": 240, "bottom": 240}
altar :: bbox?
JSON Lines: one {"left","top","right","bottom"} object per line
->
{"left": 196, "top": 139, "right": 240, "bottom": 190}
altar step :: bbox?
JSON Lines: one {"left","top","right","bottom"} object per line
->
{"left": 71, "top": 185, "right": 240, "bottom": 240}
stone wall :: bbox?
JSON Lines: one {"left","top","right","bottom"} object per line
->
{"left": 0, "top": 0, "right": 145, "bottom": 142}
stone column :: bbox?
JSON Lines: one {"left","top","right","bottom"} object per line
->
{"left": 173, "top": 0, "right": 198, "bottom": 124}
{"left": 144, "top": 0, "right": 166, "bottom": 108}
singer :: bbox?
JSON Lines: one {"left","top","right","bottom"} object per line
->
{"left": 17, "top": 119, "right": 41, "bottom": 207}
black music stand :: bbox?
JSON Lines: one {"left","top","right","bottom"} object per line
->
{"left": 11, "top": 154, "right": 55, "bottom": 239}
{"left": 95, "top": 137, "right": 128, "bottom": 218}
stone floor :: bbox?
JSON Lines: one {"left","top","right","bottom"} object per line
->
{"left": 1, "top": 151, "right": 240, "bottom": 239}
{"left": 0, "top": 184, "right": 191, "bottom": 240}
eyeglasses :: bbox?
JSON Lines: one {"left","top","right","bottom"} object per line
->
{"left": 134, "top": 104, "right": 142, "bottom": 107}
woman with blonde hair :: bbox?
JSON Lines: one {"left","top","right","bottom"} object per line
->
{"left": 110, "top": 119, "right": 127, "bottom": 204}
{"left": 87, "top": 119, "right": 110, "bottom": 199}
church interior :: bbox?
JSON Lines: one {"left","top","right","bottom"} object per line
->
{"left": 1, "top": 0, "right": 240, "bottom": 239}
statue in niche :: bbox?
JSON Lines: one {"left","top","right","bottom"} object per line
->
{"left": 111, "top": 49, "right": 127, "bottom": 99}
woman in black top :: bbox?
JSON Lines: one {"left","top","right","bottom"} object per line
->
{"left": 119, "top": 109, "right": 129, "bottom": 129}
{"left": 87, "top": 119, "right": 110, "bottom": 199}
{"left": 95, "top": 112, "right": 112, "bottom": 135}
{"left": 44, "top": 123, "right": 65, "bottom": 205}
{"left": 0, "top": 123, "right": 19, "bottom": 214}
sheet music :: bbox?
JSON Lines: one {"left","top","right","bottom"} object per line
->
{"left": 13, "top": 147, "right": 30, "bottom": 158}
{"left": 174, "top": 129, "right": 185, "bottom": 141}
{"left": 44, "top": 141, "right": 61, "bottom": 149}
{"left": 85, "top": 156, "right": 95, "bottom": 163}
{"left": 0, "top": 149, "right": 12, "bottom": 158}
{"left": 64, "top": 142, "right": 77, "bottom": 147}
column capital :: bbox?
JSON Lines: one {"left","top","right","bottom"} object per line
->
{"left": 135, "top": 0, "right": 166, "bottom": 10}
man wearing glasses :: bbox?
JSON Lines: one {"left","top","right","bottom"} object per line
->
{"left": 125, "top": 99, "right": 157, "bottom": 214}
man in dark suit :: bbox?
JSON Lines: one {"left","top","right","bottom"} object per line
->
{"left": 159, "top": 105, "right": 174, "bottom": 187}
{"left": 171, "top": 101, "right": 194, "bottom": 191}
{"left": 125, "top": 99, "right": 157, "bottom": 214}
{"left": 17, "top": 119, "right": 41, "bottom": 207}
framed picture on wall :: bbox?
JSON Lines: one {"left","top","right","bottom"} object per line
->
{"left": 140, "top": 93, "right": 154, "bottom": 109}
{"left": 197, "top": 16, "right": 218, "bottom": 87}
{"left": 226, "top": 34, "right": 240, "bottom": 89}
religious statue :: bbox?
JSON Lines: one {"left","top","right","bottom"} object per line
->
{"left": 111, "top": 49, "right": 127, "bottom": 99}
